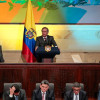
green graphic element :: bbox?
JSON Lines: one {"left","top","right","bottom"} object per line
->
{"left": 0, "top": 0, "right": 6, "bottom": 3}
{"left": 0, "top": 0, "right": 58, "bottom": 11}
{"left": 0, "top": 0, "right": 59, "bottom": 11}
{"left": 8, "top": 2, "right": 15, "bottom": 11}
{"left": 11, "top": 8, "right": 26, "bottom": 23}
{"left": 11, "top": 0, "right": 27, "bottom": 4}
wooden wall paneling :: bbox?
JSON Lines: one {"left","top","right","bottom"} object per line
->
{"left": 81, "top": 65, "right": 100, "bottom": 98}
{"left": 0, "top": 65, "right": 26, "bottom": 98}
{"left": 0, "top": 63, "right": 100, "bottom": 100}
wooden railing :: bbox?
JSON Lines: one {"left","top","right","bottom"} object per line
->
{"left": 0, "top": 63, "right": 100, "bottom": 100}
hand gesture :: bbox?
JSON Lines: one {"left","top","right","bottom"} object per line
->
{"left": 35, "top": 46, "right": 38, "bottom": 51}
{"left": 10, "top": 86, "right": 15, "bottom": 95}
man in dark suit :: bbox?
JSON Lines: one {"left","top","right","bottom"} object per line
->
{"left": 64, "top": 82, "right": 88, "bottom": 100}
{"left": 31, "top": 80, "right": 55, "bottom": 100}
{"left": 35, "top": 27, "right": 58, "bottom": 62}
{"left": 4, "top": 84, "right": 27, "bottom": 100}
{"left": 35, "top": 27, "right": 57, "bottom": 51}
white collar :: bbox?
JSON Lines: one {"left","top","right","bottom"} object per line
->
{"left": 43, "top": 36, "right": 47, "bottom": 39}
{"left": 41, "top": 91, "right": 46, "bottom": 94}
{"left": 74, "top": 93, "right": 79, "bottom": 96}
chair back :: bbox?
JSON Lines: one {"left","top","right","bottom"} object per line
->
{"left": 65, "top": 83, "right": 84, "bottom": 92}
{"left": 98, "top": 83, "right": 100, "bottom": 90}
{"left": 4, "top": 83, "right": 22, "bottom": 92}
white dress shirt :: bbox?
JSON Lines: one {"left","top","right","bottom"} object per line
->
{"left": 43, "top": 36, "right": 58, "bottom": 47}
{"left": 73, "top": 93, "right": 79, "bottom": 100}
{"left": 43, "top": 36, "right": 47, "bottom": 41}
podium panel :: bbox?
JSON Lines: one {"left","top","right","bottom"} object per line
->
{"left": 35, "top": 47, "right": 60, "bottom": 62}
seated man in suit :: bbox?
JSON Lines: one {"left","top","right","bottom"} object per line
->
{"left": 64, "top": 82, "right": 88, "bottom": 100}
{"left": 35, "top": 27, "right": 58, "bottom": 62}
{"left": 31, "top": 80, "right": 55, "bottom": 100}
{"left": 4, "top": 84, "right": 27, "bottom": 100}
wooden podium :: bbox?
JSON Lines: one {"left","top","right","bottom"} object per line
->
{"left": 42, "top": 58, "right": 53, "bottom": 63}
{"left": 35, "top": 46, "right": 60, "bottom": 63}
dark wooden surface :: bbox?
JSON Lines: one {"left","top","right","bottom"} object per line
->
{"left": 0, "top": 63, "right": 100, "bottom": 100}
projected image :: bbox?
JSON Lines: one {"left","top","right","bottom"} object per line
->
{"left": 0, "top": 0, "right": 100, "bottom": 23}
{"left": 0, "top": 24, "right": 100, "bottom": 51}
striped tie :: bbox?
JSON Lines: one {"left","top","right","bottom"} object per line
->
{"left": 75, "top": 95, "right": 78, "bottom": 100}
{"left": 44, "top": 37, "right": 46, "bottom": 41}
{"left": 42, "top": 92, "right": 45, "bottom": 100}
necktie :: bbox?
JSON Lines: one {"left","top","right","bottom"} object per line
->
{"left": 44, "top": 37, "right": 46, "bottom": 41}
{"left": 15, "top": 96, "right": 18, "bottom": 100}
{"left": 42, "top": 92, "right": 45, "bottom": 100}
{"left": 75, "top": 95, "right": 78, "bottom": 100}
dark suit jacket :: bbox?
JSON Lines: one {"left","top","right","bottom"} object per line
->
{"left": 0, "top": 45, "right": 4, "bottom": 62}
{"left": 64, "top": 90, "right": 88, "bottom": 100}
{"left": 35, "top": 35, "right": 57, "bottom": 47}
{"left": 4, "top": 89, "right": 27, "bottom": 100}
{"left": 31, "top": 88, "right": 55, "bottom": 100}
{"left": 98, "top": 90, "right": 100, "bottom": 100}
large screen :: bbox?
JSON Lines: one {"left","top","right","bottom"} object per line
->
{"left": 0, "top": 24, "right": 100, "bottom": 52}
{"left": 0, "top": 0, "right": 100, "bottom": 23}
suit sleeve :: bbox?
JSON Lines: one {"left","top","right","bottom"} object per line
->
{"left": 98, "top": 91, "right": 100, "bottom": 100}
{"left": 64, "top": 92, "right": 69, "bottom": 100}
{"left": 51, "top": 36, "right": 57, "bottom": 47}
{"left": 4, "top": 92, "right": 15, "bottom": 100}
{"left": 35, "top": 37, "right": 40, "bottom": 47}
{"left": 31, "top": 90, "right": 36, "bottom": 100}
{"left": 50, "top": 90, "right": 55, "bottom": 100}
{"left": 22, "top": 89, "right": 27, "bottom": 100}
{"left": 83, "top": 91, "right": 88, "bottom": 100}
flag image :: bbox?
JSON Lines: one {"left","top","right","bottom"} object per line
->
{"left": 22, "top": 0, "right": 37, "bottom": 63}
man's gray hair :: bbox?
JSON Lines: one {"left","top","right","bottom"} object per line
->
{"left": 73, "top": 82, "right": 80, "bottom": 87}
{"left": 42, "top": 27, "right": 49, "bottom": 32}
{"left": 41, "top": 80, "right": 49, "bottom": 86}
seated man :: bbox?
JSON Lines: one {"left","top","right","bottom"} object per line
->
{"left": 31, "top": 80, "right": 55, "bottom": 100}
{"left": 64, "top": 82, "right": 88, "bottom": 100}
{"left": 4, "top": 84, "right": 27, "bottom": 100}
{"left": 35, "top": 27, "right": 58, "bottom": 62}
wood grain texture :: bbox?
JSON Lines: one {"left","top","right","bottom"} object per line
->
{"left": 0, "top": 63, "right": 100, "bottom": 100}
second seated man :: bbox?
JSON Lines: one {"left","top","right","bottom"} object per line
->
{"left": 31, "top": 80, "right": 55, "bottom": 100}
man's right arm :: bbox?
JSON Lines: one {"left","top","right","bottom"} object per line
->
{"left": 35, "top": 37, "right": 39, "bottom": 51}
{"left": 35, "top": 37, "right": 40, "bottom": 47}
{"left": 4, "top": 91, "right": 14, "bottom": 100}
